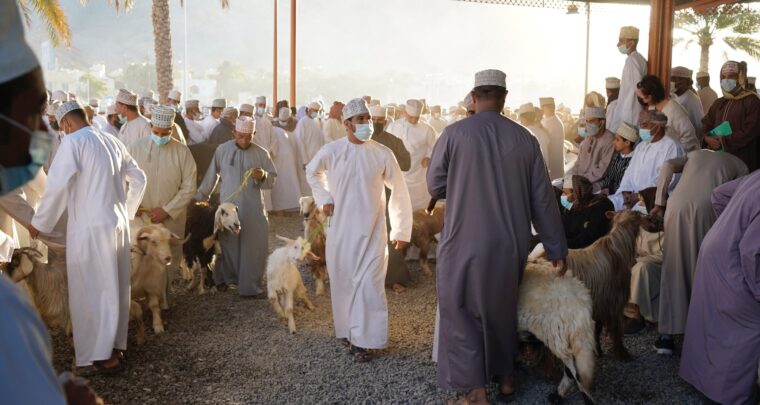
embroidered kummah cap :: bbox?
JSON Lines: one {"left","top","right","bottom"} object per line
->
{"left": 617, "top": 122, "right": 640, "bottom": 143}
{"left": 671, "top": 66, "right": 692, "bottom": 79}
{"left": 211, "top": 98, "right": 227, "bottom": 108}
{"left": 239, "top": 104, "right": 255, "bottom": 114}
{"left": 151, "top": 105, "right": 176, "bottom": 129}
{"left": 606, "top": 77, "right": 621, "bottom": 89}
{"left": 585, "top": 107, "right": 606, "bottom": 119}
{"left": 168, "top": 90, "right": 182, "bottom": 102}
{"left": 405, "top": 99, "right": 423, "bottom": 117}
{"left": 55, "top": 100, "right": 84, "bottom": 123}
{"left": 235, "top": 116, "right": 255, "bottom": 134}
{"left": 369, "top": 105, "right": 387, "bottom": 118}
{"left": 619, "top": 26, "right": 639, "bottom": 40}
{"left": 342, "top": 98, "right": 370, "bottom": 121}
{"left": 473, "top": 69, "right": 507, "bottom": 89}
{"left": 539, "top": 97, "right": 555, "bottom": 107}
{"left": 185, "top": 99, "right": 200, "bottom": 109}
{"left": 116, "top": 89, "right": 138, "bottom": 106}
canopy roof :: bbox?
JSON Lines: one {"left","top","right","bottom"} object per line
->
{"left": 457, "top": 0, "right": 759, "bottom": 11}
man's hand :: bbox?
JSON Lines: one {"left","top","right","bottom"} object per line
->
{"left": 28, "top": 224, "right": 40, "bottom": 239}
{"left": 323, "top": 204, "right": 334, "bottom": 217}
{"left": 149, "top": 207, "right": 169, "bottom": 224}
{"left": 650, "top": 205, "right": 665, "bottom": 218}
{"left": 252, "top": 168, "right": 265, "bottom": 182}
{"left": 421, "top": 158, "right": 430, "bottom": 168}
{"left": 60, "top": 372, "right": 103, "bottom": 405}
{"left": 574, "top": 135, "right": 584, "bottom": 144}
{"left": 705, "top": 136, "right": 721, "bottom": 150}
{"left": 392, "top": 240, "right": 409, "bottom": 250}
{"left": 552, "top": 258, "right": 568, "bottom": 277}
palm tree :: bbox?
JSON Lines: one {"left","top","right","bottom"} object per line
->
{"left": 17, "top": 0, "right": 73, "bottom": 47}
{"left": 675, "top": 4, "right": 760, "bottom": 73}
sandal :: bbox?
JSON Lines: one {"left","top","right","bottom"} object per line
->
{"left": 339, "top": 338, "right": 350, "bottom": 348}
{"left": 350, "top": 346, "right": 372, "bottom": 363}
{"left": 77, "top": 360, "right": 125, "bottom": 377}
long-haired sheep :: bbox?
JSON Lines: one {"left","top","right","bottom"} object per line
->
{"left": 408, "top": 205, "right": 445, "bottom": 275}
{"left": 299, "top": 196, "right": 327, "bottom": 296}
{"left": 519, "top": 258, "right": 596, "bottom": 404}
{"left": 9, "top": 247, "right": 147, "bottom": 346}
{"left": 182, "top": 201, "right": 241, "bottom": 295}
{"left": 132, "top": 224, "right": 187, "bottom": 335}
{"left": 565, "top": 210, "right": 645, "bottom": 360}
{"left": 266, "top": 235, "right": 318, "bottom": 334}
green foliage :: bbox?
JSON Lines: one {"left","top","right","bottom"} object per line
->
{"left": 675, "top": 4, "right": 760, "bottom": 61}
{"left": 121, "top": 63, "right": 158, "bottom": 94}
{"left": 79, "top": 71, "right": 108, "bottom": 99}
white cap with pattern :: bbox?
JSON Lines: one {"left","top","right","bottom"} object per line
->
{"left": 617, "top": 121, "right": 639, "bottom": 143}
{"left": 342, "top": 98, "right": 370, "bottom": 121}
{"left": 696, "top": 71, "right": 709, "bottom": 79}
{"left": 671, "top": 66, "right": 692, "bottom": 79}
{"left": 584, "top": 107, "right": 606, "bottom": 119}
{"left": 168, "top": 90, "right": 182, "bottom": 101}
{"left": 51, "top": 90, "right": 69, "bottom": 103}
{"left": 46, "top": 101, "right": 61, "bottom": 116}
{"left": 239, "top": 103, "right": 254, "bottom": 114}
{"left": 151, "top": 105, "right": 176, "bottom": 129}
{"left": 185, "top": 99, "right": 200, "bottom": 109}
{"left": 369, "top": 105, "right": 387, "bottom": 118}
{"left": 235, "top": 116, "right": 255, "bottom": 134}
{"left": 308, "top": 101, "right": 321, "bottom": 110}
{"left": 221, "top": 106, "right": 238, "bottom": 118}
{"left": 211, "top": 98, "right": 227, "bottom": 108}
{"left": 619, "top": 26, "right": 639, "bottom": 40}
{"left": 55, "top": 100, "right": 84, "bottom": 123}
{"left": 473, "top": 69, "right": 507, "bottom": 89}
{"left": 116, "top": 89, "right": 137, "bottom": 106}
{"left": 605, "top": 77, "right": 621, "bottom": 89}
{"left": 405, "top": 99, "right": 423, "bottom": 117}
{"left": 518, "top": 103, "right": 535, "bottom": 116}
{"left": 539, "top": 97, "right": 555, "bottom": 107}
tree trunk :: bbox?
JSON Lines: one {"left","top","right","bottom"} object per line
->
{"left": 700, "top": 42, "right": 710, "bottom": 74}
{"left": 152, "top": 0, "right": 172, "bottom": 104}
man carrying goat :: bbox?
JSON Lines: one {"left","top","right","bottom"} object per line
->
{"left": 196, "top": 116, "right": 276, "bottom": 297}
{"left": 306, "top": 98, "right": 412, "bottom": 363}
{"left": 427, "top": 70, "right": 567, "bottom": 404}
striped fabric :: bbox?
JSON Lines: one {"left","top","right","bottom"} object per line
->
{"left": 601, "top": 152, "right": 632, "bottom": 194}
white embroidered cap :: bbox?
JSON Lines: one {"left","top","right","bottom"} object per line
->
{"left": 116, "top": 88, "right": 137, "bottom": 106}
{"left": 473, "top": 69, "right": 507, "bottom": 89}
{"left": 605, "top": 77, "right": 621, "bottom": 89}
{"left": 369, "top": 105, "right": 387, "bottom": 118}
{"left": 235, "top": 116, "right": 255, "bottom": 134}
{"left": 168, "top": 90, "right": 182, "bottom": 101}
{"left": 342, "top": 98, "right": 370, "bottom": 121}
{"left": 671, "top": 66, "right": 692, "bottom": 79}
{"left": 55, "top": 100, "right": 84, "bottom": 123}
{"left": 517, "top": 102, "right": 535, "bottom": 116}
{"left": 185, "top": 99, "right": 200, "bottom": 109}
{"left": 239, "top": 103, "right": 255, "bottom": 114}
{"left": 151, "top": 105, "right": 176, "bottom": 129}
{"left": 211, "top": 98, "right": 227, "bottom": 108}
{"left": 619, "top": 26, "right": 639, "bottom": 40}
{"left": 405, "top": 99, "right": 423, "bottom": 117}
{"left": 51, "top": 90, "right": 69, "bottom": 103}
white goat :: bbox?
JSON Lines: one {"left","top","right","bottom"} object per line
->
{"left": 299, "top": 196, "right": 327, "bottom": 296}
{"left": 266, "top": 235, "right": 318, "bottom": 334}
{"left": 131, "top": 224, "right": 186, "bottom": 335}
{"left": 518, "top": 258, "right": 596, "bottom": 404}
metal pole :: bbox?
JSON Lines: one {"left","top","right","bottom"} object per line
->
{"left": 583, "top": 1, "right": 590, "bottom": 99}
{"left": 290, "top": 0, "right": 296, "bottom": 107}
{"left": 273, "top": 0, "right": 278, "bottom": 110}
{"left": 183, "top": 0, "right": 188, "bottom": 100}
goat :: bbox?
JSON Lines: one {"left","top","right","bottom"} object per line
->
{"left": 266, "top": 235, "right": 318, "bottom": 334}
{"left": 9, "top": 248, "right": 147, "bottom": 346}
{"left": 408, "top": 205, "right": 445, "bottom": 275}
{"left": 564, "top": 210, "right": 645, "bottom": 360}
{"left": 519, "top": 258, "right": 595, "bottom": 404}
{"left": 182, "top": 201, "right": 241, "bottom": 295}
{"left": 132, "top": 224, "right": 187, "bottom": 335}
{"left": 299, "top": 196, "right": 327, "bottom": 296}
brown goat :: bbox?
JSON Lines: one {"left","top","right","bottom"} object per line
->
{"left": 299, "top": 197, "right": 327, "bottom": 296}
{"left": 565, "top": 210, "right": 646, "bottom": 360}
{"left": 408, "top": 205, "right": 445, "bottom": 275}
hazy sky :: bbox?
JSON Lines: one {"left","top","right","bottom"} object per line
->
{"left": 26, "top": 0, "right": 759, "bottom": 111}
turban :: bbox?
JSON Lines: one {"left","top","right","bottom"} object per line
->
{"left": 639, "top": 109, "right": 668, "bottom": 125}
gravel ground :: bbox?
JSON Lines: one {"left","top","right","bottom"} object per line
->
{"left": 50, "top": 213, "right": 706, "bottom": 404}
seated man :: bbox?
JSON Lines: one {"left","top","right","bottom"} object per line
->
{"left": 608, "top": 110, "right": 685, "bottom": 211}
{"left": 564, "top": 107, "right": 615, "bottom": 193}
{"left": 560, "top": 175, "right": 614, "bottom": 249}
{"left": 599, "top": 122, "right": 638, "bottom": 195}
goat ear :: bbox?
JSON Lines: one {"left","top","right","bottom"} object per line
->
{"left": 306, "top": 251, "right": 320, "bottom": 261}
{"left": 213, "top": 209, "right": 222, "bottom": 235}
{"left": 605, "top": 211, "right": 616, "bottom": 220}
{"left": 276, "top": 234, "right": 293, "bottom": 244}
{"left": 18, "top": 254, "right": 35, "bottom": 278}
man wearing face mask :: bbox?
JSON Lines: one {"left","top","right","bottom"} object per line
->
{"left": 254, "top": 96, "right": 271, "bottom": 120}
{"left": 322, "top": 101, "right": 347, "bottom": 143}
{"left": 183, "top": 99, "right": 205, "bottom": 145}
{"left": 670, "top": 66, "right": 704, "bottom": 136}
{"left": 306, "top": 98, "right": 412, "bottom": 363}
{"left": 293, "top": 101, "right": 326, "bottom": 185}
{"left": 701, "top": 60, "right": 760, "bottom": 171}
{"left": 608, "top": 26, "right": 647, "bottom": 134}
{"left": 201, "top": 98, "right": 226, "bottom": 141}
{"left": 539, "top": 97, "right": 566, "bottom": 181}
{"left": 166, "top": 90, "right": 189, "bottom": 144}
{"left": 102, "top": 105, "right": 121, "bottom": 137}
{"left": 116, "top": 88, "right": 151, "bottom": 148}
{"left": 369, "top": 105, "right": 412, "bottom": 294}
{"left": 565, "top": 107, "right": 615, "bottom": 193}
{"left": 128, "top": 105, "right": 197, "bottom": 308}
{"left": 30, "top": 100, "right": 147, "bottom": 374}
{"left": 385, "top": 99, "right": 437, "bottom": 211}
{"left": 207, "top": 106, "right": 239, "bottom": 145}
{"left": 608, "top": 109, "right": 685, "bottom": 211}
{"left": 197, "top": 116, "right": 276, "bottom": 296}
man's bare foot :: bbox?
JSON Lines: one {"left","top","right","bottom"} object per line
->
{"left": 392, "top": 283, "right": 406, "bottom": 294}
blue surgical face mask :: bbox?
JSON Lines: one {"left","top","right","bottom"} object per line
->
{"left": 639, "top": 128, "right": 652, "bottom": 142}
{"left": 0, "top": 114, "right": 52, "bottom": 196}
{"left": 721, "top": 79, "right": 737, "bottom": 92}
{"left": 560, "top": 195, "right": 573, "bottom": 210}
{"left": 578, "top": 126, "right": 587, "bottom": 137}
{"left": 353, "top": 123, "right": 374, "bottom": 141}
{"left": 586, "top": 123, "right": 600, "bottom": 136}
{"left": 118, "top": 115, "right": 126, "bottom": 125}
{"left": 310, "top": 112, "right": 319, "bottom": 119}
{"left": 150, "top": 133, "right": 171, "bottom": 146}
{"left": 618, "top": 44, "right": 628, "bottom": 55}
{"left": 632, "top": 203, "right": 648, "bottom": 215}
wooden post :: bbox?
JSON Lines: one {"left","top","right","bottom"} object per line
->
{"left": 648, "top": 0, "right": 674, "bottom": 85}
{"left": 273, "top": 0, "right": 278, "bottom": 112}
{"left": 290, "top": 0, "right": 296, "bottom": 107}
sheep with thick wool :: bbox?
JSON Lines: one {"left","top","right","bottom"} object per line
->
{"left": 266, "top": 235, "right": 318, "bottom": 334}
{"left": 519, "top": 258, "right": 596, "bottom": 404}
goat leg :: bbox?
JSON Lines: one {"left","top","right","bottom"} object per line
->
{"left": 130, "top": 300, "right": 145, "bottom": 346}
{"left": 269, "top": 294, "right": 287, "bottom": 320}
{"left": 297, "top": 283, "right": 315, "bottom": 311}
{"left": 594, "top": 321, "right": 603, "bottom": 356}
{"left": 148, "top": 295, "right": 164, "bottom": 334}
{"left": 197, "top": 265, "right": 208, "bottom": 295}
{"left": 285, "top": 291, "right": 296, "bottom": 334}
{"left": 419, "top": 243, "right": 433, "bottom": 276}
{"left": 611, "top": 317, "right": 631, "bottom": 361}
{"left": 314, "top": 265, "right": 326, "bottom": 296}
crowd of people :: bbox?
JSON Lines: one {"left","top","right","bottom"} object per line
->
{"left": 1, "top": 2, "right": 760, "bottom": 402}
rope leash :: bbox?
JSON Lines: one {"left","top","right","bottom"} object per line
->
{"left": 222, "top": 168, "right": 256, "bottom": 203}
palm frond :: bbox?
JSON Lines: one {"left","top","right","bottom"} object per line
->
{"left": 105, "top": 0, "right": 135, "bottom": 14}
{"left": 220, "top": 0, "right": 230, "bottom": 9}
{"left": 723, "top": 36, "right": 760, "bottom": 59}
{"left": 731, "top": 10, "right": 760, "bottom": 35}
{"left": 19, "top": 0, "right": 72, "bottom": 47}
